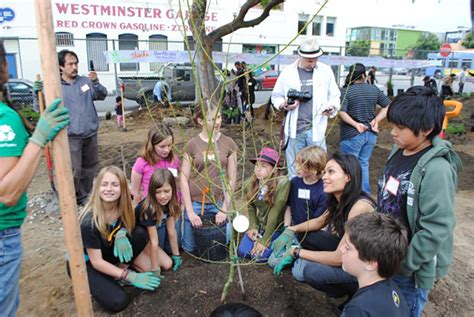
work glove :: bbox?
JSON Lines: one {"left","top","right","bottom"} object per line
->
{"left": 33, "top": 80, "right": 43, "bottom": 93}
{"left": 270, "top": 228, "right": 295, "bottom": 257}
{"left": 127, "top": 271, "right": 161, "bottom": 291}
{"left": 30, "top": 98, "right": 70, "bottom": 148}
{"left": 172, "top": 255, "right": 183, "bottom": 271}
{"left": 273, "top": 251, "right": 295, "bottom": 277}
{"left": 113, "top": 228, "right": 133, "bottom": 263}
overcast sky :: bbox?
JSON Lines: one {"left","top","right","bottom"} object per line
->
{"left": 341, "top": 0, "right": 471, "bottom": 32}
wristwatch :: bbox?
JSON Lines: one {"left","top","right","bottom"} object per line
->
{"left": 294, "top": 247, "right": 301, "bottom": 259}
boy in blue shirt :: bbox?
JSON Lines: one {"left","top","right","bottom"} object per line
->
{"left": 340, "top": 212, "right": 409, "bottom": 317}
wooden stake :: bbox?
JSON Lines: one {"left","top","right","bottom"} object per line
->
{"left": 34, "top": 1, "right": 93, "bottom": 316}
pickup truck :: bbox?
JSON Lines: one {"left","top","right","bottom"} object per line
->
{"left": 120, "top": 64, "right": 195, "bottom": 106}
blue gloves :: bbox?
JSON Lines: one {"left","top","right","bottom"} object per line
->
{"left": 113, "top": 228, "right": 133, "bottom": 263}
{"left": 30, "top": 98, "right": 70, "bottom": 148}
{"left": 271, "top": 228, "right": 295, "bottom": 257}
{"left": 172, "top": 255, "right": 183, "bottom": 271}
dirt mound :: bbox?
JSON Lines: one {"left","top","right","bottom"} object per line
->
{"left": 18, "top": 98, "right": 474, "bottom": 316}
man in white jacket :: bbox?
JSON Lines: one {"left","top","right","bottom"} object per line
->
{"left": 271, "top": 37, "right": 340, "bottom": 178}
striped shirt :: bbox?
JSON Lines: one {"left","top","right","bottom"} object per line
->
{"left": 339, "top": 83, "right": 390, "bottom": 141}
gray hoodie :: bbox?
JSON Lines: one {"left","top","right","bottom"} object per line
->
{"left": 61, "top": 76, "right": 107, "bottom": 138}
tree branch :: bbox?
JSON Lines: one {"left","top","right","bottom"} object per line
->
{"left": 208, "top": 0, "right": 285, "bottom": 43}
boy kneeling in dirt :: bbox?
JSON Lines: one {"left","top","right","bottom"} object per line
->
{"left": 340, "top": 212, "right": 409, "bottom": 316}
{"left": 377, "top": 86, "right": 462, "bottom": 317}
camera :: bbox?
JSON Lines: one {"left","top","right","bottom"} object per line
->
{"left": 287, "top": 89, "right": 312, "bottom": 105}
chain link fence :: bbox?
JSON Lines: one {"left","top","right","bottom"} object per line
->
{"left": 2, "top": 36, "right": 469, "bottom": 101}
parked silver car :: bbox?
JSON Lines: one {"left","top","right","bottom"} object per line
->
{"left": 6, "top": 79, "right": 34, "bottom": 109}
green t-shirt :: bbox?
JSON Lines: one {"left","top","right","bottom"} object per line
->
{"left": 0, "top": 101, "right": 30, "bottom": 230}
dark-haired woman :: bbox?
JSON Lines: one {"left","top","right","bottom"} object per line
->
{"left": 272, "top": 153, "right": 375, "bottom": 300}
{"left": 339, "top": 63, "right": 391, "bottom": 194}
{"left": 0, "top": 41, "right": 69, "bottom": 314}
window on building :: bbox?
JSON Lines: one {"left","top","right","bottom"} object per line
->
{"left": 448, "top": 60, "right": 458, "bottom": 68}
{"left": 390, "top": 30, "right": 396, "bottom": 41}
{"left": 85, "top": 33, "right": 109, "bottom": 72}
{"left": 326, "top": 17, "right": 336, "bottom": 36}
{"left": 119, "top": 33, "right": 139, "bottom": 72}
{"left": 380, "top": 43, "right": 385, "bottom": 56}
{"left": 388, "top": 43, "right": 395, "bottom": 57}
{"left": 56, "top": 32, "right": 74, "bottom": 47}
{"left": 149, "top": 34, "right": 168, "bottom": 72}
{"left": 461, "top": 59, "right": 472, "bottom": 68}
{"left": 298, "top": 14, "right": 309, "bottom": 35}
{"left": 312, "top": 16, "right": 322, "bottom": 36}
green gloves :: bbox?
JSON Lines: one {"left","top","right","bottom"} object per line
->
{"left": 113, "top": 228, "right": 133, "bottom": 263}
{"left": 273, "top": 253, "right": 295, "bottom": 277}
{"left": 172, "top": 255, "right": 183, "bottom": 271}
{"left": 127, "top": 271, "right": 161, "bottom": 291}
{"left": 33, "top": 80, "right": 43, "bottom": 93}
{"left": 271, "top": 228, "right": 295, "bottom": 257}
{"left": 30, "top": 98, "right": 70, "bottom": 148}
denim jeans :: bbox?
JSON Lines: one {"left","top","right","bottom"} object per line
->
{"left": 0, "top": 227, "right": 23, "bottom": 317}
{"left": 392, "top": 274, "right": 430, "bottom": 317}
{"left": 303, "top": 261, "right": 358, "bottom": 298}
{"left": 340, "top": 131, "right": 377, "bottom": 194}
{"left": 237, "top": 231, "right": 280, "bottom": 262}
{"left": 177, "top": 201, "right": 230, "bottom": 252}
{"left": 286, "top": 129, "right": 327, "bottom": 179}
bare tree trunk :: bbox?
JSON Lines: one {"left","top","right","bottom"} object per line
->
{"left": 194, "top": 38, "right": 218, "bottom": 105}
{"left": 189, "top": 0, "right": 285, "bottom": 109}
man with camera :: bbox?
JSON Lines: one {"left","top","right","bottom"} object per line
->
{"left": 271, "top": 37, "right": 340, "bottom": 179}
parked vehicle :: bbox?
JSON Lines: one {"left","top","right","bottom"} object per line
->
{"left": 120, "top": 64, "right": 195, "bottom": 106}
{"left": 6, "top": 79, "right": 34, "bottom": 109}
{"left": 255, "top": 70, "right": 280, "bottom": 90}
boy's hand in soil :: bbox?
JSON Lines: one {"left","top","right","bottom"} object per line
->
{"left": 113, "top": 228, "right": 133, "bottom": 263}
{"left": 271, "top": 228, "right": 295, "bottom": 256}
{"left": 172, "top": 255, "right": 182, "bottom": 271}
{"left": 127, "top": 271, "right": 161, "bottom": 291}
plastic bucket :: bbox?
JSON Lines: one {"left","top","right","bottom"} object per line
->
{"left": 194, "top": 215, "right": 228, "bottom": 261}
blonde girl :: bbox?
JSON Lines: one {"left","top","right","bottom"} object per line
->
{"left": 131, "top": 123, "right": 180, "bottom": 204}
{"left": 283, "top": 145, "right": 328, "bottom": 234}
{"left": 136, "top": 169, "right": 182, "bottom": 272}
{"left": 77, "top": 166, "right": 160, "bottom": 313}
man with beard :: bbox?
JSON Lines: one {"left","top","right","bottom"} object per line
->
{"left": 58, "top": 50, "right": 107, "bottom": 206}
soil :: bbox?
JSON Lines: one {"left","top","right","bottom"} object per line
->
{"left": 18, "top": 98, "right": 474, "bottom": 316}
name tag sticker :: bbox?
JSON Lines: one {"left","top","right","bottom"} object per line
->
{"left": 298, "top": 189, "right": 310, "bottom": 200}
{"left": 407, "top": 197, "right": 414, "bottom": 206}
{"left": 81, "top": 84, "right": 90, "bottom": 92}
{"left": 385, "top": 176, "right": 400, "bottom": 196}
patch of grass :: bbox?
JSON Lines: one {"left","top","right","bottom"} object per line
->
{"left": 446, "top": 123, "right": 466, "bottom": 135}
{"left": 19, "top": 106, "right": 40, "bottom": 122}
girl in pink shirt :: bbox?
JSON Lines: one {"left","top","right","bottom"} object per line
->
{"left": 131, "top": 124, "right": 180, "bottom": 204}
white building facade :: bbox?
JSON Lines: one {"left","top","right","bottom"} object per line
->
{"left": 0, "top": 0, "right": 348, "bottom": 91}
